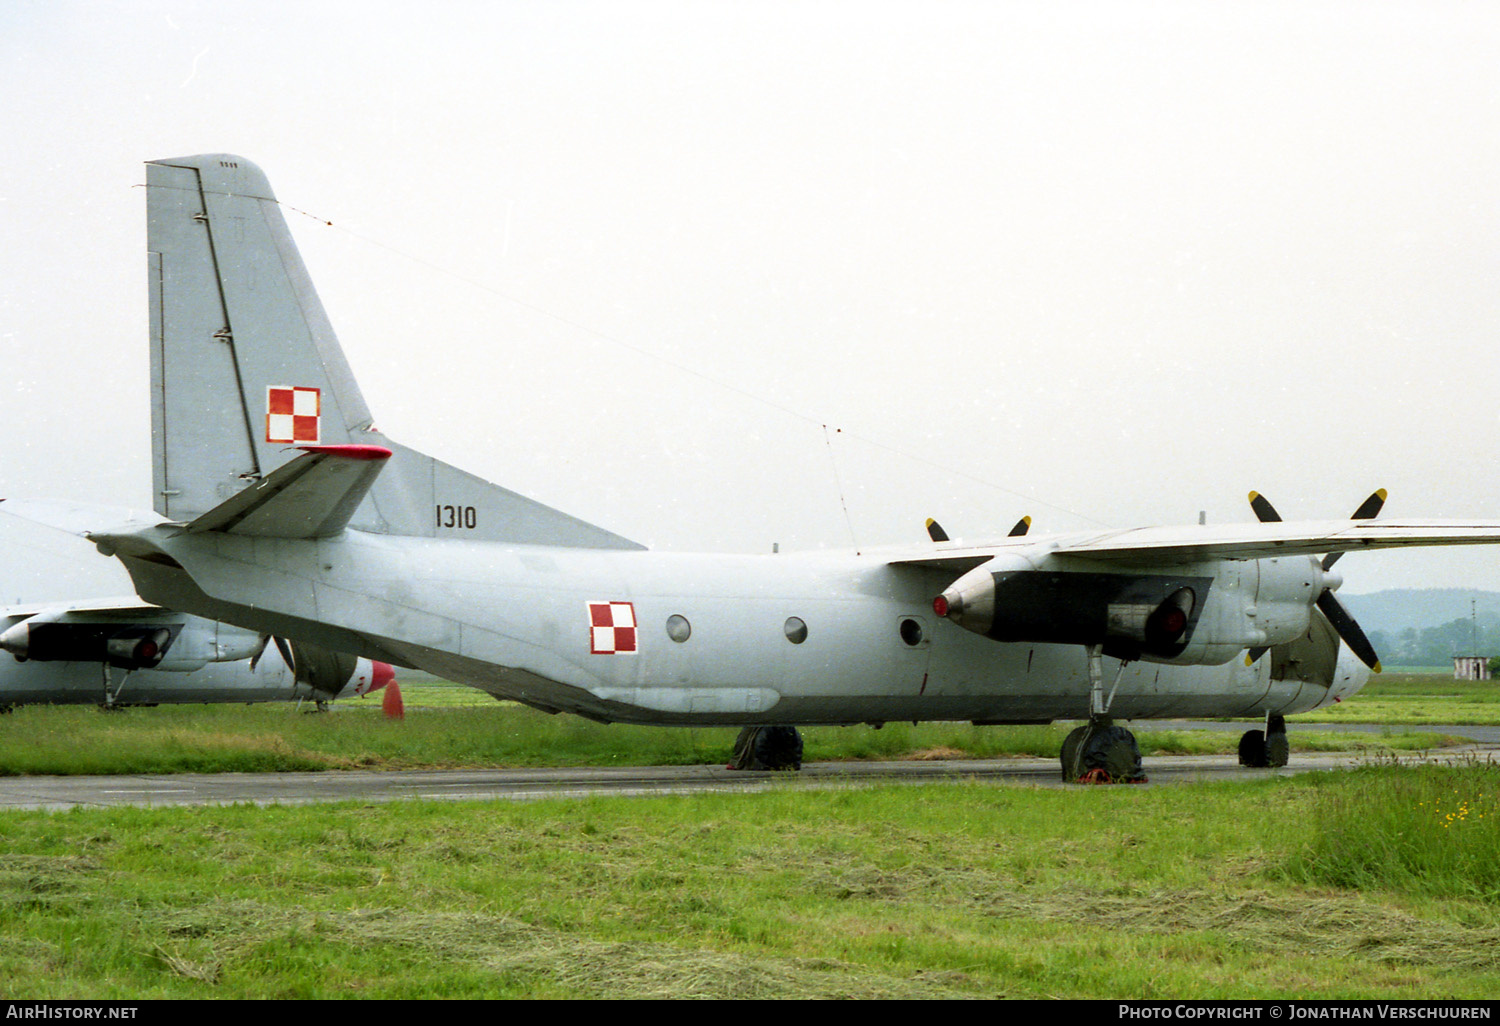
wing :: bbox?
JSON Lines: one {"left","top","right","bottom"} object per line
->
{"left": 0, "top": 597, "right": 165, "bottom": 621}
{"left": 891, "top": 518, "right": 1500, "bottom": 567}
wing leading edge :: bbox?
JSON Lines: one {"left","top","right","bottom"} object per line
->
{"left": 890, "top": 519, "right": 1500, "bottom": 568}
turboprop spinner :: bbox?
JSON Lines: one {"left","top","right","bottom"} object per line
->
{"left": 1246, "top": 489, "right": 1386, "bottom": 672}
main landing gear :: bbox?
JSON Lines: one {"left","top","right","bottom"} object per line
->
{"left": 1237, "top": 713, "right": 1289, "bottom": 768}
{"left": 1061, "top": 646, "right": 1147, "bottom": 784}
{"left": 728, "top": 725, "right": 804, "bottom": 771}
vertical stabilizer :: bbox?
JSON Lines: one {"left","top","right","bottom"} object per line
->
{"left": 147, "top": 154, "right": 643, "bottom": 550}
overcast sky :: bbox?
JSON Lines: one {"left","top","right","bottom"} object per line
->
{"left": 3, "top": 0, "right": 1500, "bottom": 601}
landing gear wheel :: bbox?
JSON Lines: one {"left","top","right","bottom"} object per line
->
{"left": 1263, "top": 714, "right": 1289, "bottom": 768}
{"left": 1079, "top": 725, "right": 1145, "bottom": 783}
{"left": 1060, "top": 726, "right": 1089, "bottom": 781}
{"left": 729, "top": 725, "right": 804, "bottom": 771}
{"left": 1238, "top": 729, "right": 1268, "bottom": 767}
{"left": 1265, "top": 731, "right": 1289, "bottom": 768}
{"left": 1062, "top": 721, "right": 1145, "bottom": 783}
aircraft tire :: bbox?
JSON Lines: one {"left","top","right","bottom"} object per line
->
{"left": 1060, "top": 726, "right": 1089, "bottom": 780}
{"left": 1237, "top": 729, "right": 1268, "bottom": 767}
{"left": 1078, "top": 725, "right": 1143, "bottom": 783}
{"left": 729, "top": 725, "right": 803, "bottom": 771}
{"left": 1265, "top": 731, "right": 1289, "bottom": 768}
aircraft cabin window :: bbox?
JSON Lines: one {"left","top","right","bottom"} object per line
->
{"left": 783, "top": 617, "right": 808, "bottom": 644}
{"left": 665, "top": 614, "right": 691, "bottom": 642}
{"left": 899, "top": 618, "right": 923, "bottom": 646}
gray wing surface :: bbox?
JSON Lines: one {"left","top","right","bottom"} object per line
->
{"left": 889, "top": 519, "right": 1500, "bottom": 568}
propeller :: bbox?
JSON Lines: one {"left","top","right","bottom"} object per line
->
{"left": 925, "top": 516, "right": 1031, "bottom": 544}
{"left": 248, "top": 633, "right": 368, "bottom": 695}
{"left": 1245, "top": 490, "right": 1385, "bottom": 672}
{"left": 248, "top": 633, "right": 296, "bottom": 672}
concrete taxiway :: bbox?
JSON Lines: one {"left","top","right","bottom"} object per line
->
{"left": 1, "top": 745, "right": 1495, "bottom": 812}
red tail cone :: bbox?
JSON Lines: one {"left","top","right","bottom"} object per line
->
{"left": 381, "top": 679, "right": 404, "bottom": 719}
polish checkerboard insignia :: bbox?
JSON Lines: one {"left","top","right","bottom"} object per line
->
{"left": 266, "top": 386, "right": 321, "bottom": 444}
{"left": 588, "top": 601, "right": 637, "bottom": 654}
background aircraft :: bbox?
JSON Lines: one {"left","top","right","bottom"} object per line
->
{"left": 11, "top": 154, "right": 1500, "bottom": 781}
{"left": 0, "top": 597, "right": 392, "bottom": 710}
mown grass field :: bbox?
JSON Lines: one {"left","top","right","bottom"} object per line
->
{"left": 3, "top": 762, "right": 1499, "bottom": 998}
{"left": 1, "top": 671, "right": 1497, "bottom": 998}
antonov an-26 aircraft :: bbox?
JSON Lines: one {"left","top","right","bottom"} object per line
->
{"left": 10, "top": 154, "right": 1500, "bottom": 780}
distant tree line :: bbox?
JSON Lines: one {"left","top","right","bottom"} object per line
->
{"left": 1368, "top": 613, "right": 1500, "bottom": 668}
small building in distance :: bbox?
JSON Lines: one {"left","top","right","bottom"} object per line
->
{"left": 1454, "top": 655, "right": 1491, "bottom": 681}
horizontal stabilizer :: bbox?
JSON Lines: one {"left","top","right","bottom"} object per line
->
{"left": 185, "top": 445, "right": 393, "bottom": 539}
{"left": 0, "top": 498, "right": 164, "bottom": 540}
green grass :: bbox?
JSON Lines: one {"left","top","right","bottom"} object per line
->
{"left": 1296, "top": 671, "right": 1500, "bottom": 725}
{"left": 0, "top": 699, "right": 1463, "bottom": 778}
{"left": 3, "top": 769, "right": 1500, "bottom": 998}
{"left": 1277, "top": 755, "right": 1500, "bottom": 901}
{"left": 2, "top": 672, "right": 1498, "bottom": 997}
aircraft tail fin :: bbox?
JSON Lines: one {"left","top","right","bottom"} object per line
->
{"left": 147, "top": 155, "right": 642, "bottom": 550}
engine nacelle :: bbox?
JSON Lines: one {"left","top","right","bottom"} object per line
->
{"left": 935, "top": 554, "right": 1210, "bottom": 661}
{"left": 153, "top": 620, "right": 264, "bottom": 671}
{"left": 935, "top": 552, "right": 1329, "bottom": 666}
{"left": 0, "top": 618, "right": 180, "bottom": 670}
{"left": 0, "top": 610, "right": 266, "bottom": 672}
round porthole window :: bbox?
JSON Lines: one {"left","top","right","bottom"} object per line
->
{"left": 665, "top": 614, "right": 691, "bottom": 642}
{"left": 899, "top": 618, "right": 923, "bottom": 646}
{"left": 783, "top": 616, "right": 808, "bottom": 644}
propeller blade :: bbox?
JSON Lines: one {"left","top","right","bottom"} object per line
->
{"left": 1323, "top": 489, "right": 1388, "bottom": 570}
{"left": 248, "top": 633, "right": 270, "bottom": 671}
{"left": 1248, "top": 489, "right": 1384, "bottom": 671}
{"left": 1008, "top": 516, "right": 1032, "bottom": 537}
{"left": 1248, "top": 491, "right": 1282, "bottom": 523}
{"left": 1316, "top": 590, "right": 1381, "bottom": 672}
{"left": 925, "top": 518, "right": 950, "bottom": 543}
{"left": 1349, "top": 488, "right": 1387, "bottom": 521}
{"left": 273, "top": 635, "right": 296, "bottom": 674}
